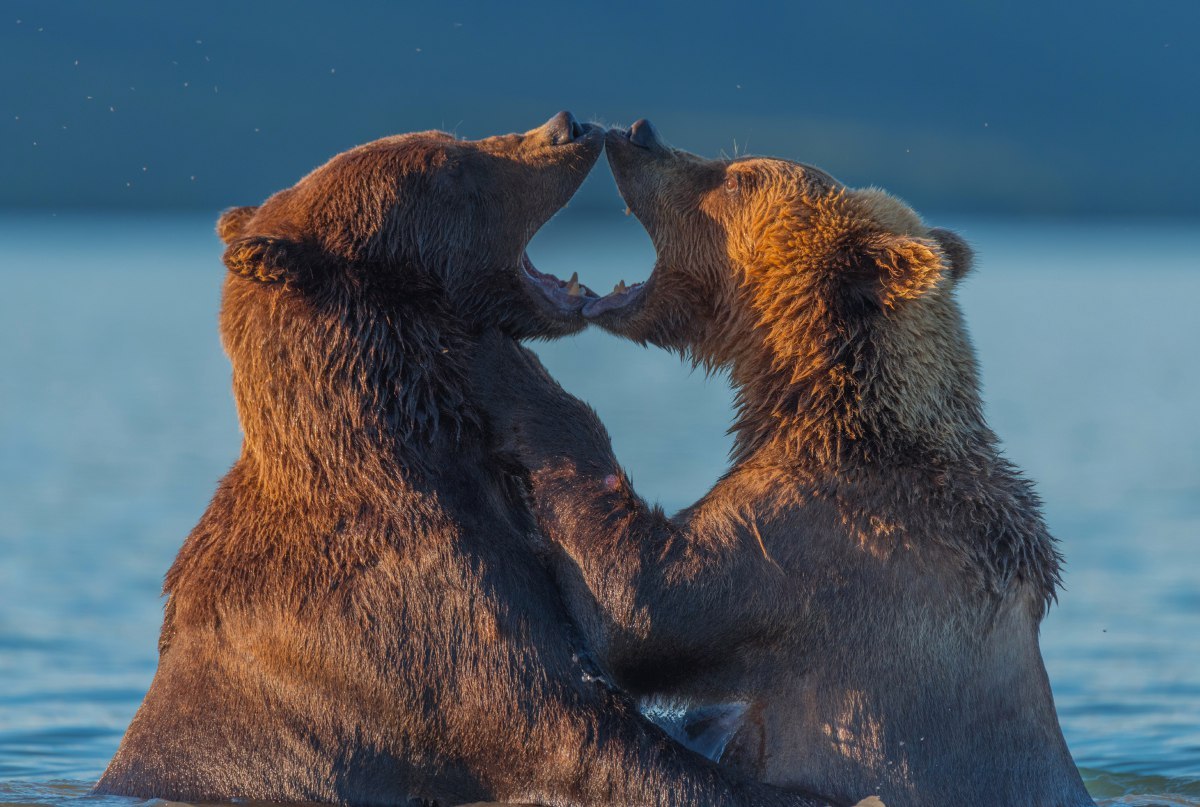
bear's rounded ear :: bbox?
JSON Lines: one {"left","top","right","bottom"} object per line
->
{"left": 216, "top": 206, "right": 258, "bottom": 245}
{"left": 222, "top": 235, "right": 302, "bottom": 283}
{"left": 928, "top": 227, "right": 974, "bottom": 282}
{"left": 857, "top": 232, "right": 947, "bottom": 309}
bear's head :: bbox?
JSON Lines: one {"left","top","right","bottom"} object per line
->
{"left": 217, "top": 111, "right": 605, "bottom": 339}
{"left": 590, "top": 120, "right": 982, "bottom": 466}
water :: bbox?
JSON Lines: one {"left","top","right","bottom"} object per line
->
{"left": 0, "top": 212, "right": 1197, "bottom": 805}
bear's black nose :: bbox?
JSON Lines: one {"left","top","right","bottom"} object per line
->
{"left": 547, "top": 110, "right": 584, "bottom": 145}
{"left": 628, "top": 119, "right": 660, "bottom": 149}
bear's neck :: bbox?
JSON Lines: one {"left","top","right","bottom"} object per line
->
{"left": 725, "top": 285, "right": 1064, "bottom": 633}
{"left": 220, "top": 275, "right": 482, "bottom": 504}
{"left": 727, "top": 300, "right": 991, "bottom": 476}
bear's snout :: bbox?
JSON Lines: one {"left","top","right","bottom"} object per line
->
{"left": 546, "top": 110, "right": 586, "bottom": 145}
{"left": 628, "top": 118, "right": 662, "bottom": 150}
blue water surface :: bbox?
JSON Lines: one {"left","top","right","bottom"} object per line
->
{"left": 0, "top": 212, "right": 1197, "bottom": 806}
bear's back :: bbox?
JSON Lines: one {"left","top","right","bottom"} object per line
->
{"left": 96, "top": 454, "right": 599, "bottom": 804}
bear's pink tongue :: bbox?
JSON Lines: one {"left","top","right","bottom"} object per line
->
{"left": 582, "top": 280, "right": 646, "bottom": 318}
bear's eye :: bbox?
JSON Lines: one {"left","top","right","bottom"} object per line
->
{"left": 724, "top": 174, "right": 740, "bottom": 193}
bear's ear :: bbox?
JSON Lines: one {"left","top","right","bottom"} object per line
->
{"left": 928, "top": 227, "right": 974, "bottom": 281}
{"left": 223, "top": 235, "right": 303, "bottom": 284}
{"left": 216, "top": 206, "right": 258, "bottom": 245}
{"left": 855, "top": 232, "right": 948, "bottom": 309}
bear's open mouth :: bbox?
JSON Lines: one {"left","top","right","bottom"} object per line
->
{"left": 582, "top": 278, "right": 647, "bottom": 318}
{"left": 520, "top": 254, "right": 599, "bottom": 314}
{"left": 519, "top": 253, "right": 647, "bottom": 319}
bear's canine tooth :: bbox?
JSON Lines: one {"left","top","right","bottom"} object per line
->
{"left": 567, "top": 272, "right": 582, "bottom": 296}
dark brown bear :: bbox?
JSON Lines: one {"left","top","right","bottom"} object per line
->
{"left": 93, "top": 113, "right": 833, "bottom": 807}
{"left": 471, "top": 120, "right": 1093, "bottom": 807}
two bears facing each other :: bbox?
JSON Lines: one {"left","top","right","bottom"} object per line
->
{"left": 95, "top": 112, "right": 830, "bottom": 807}
{"left": 97, "top": 112, "right": 1090, "bottom": 807}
